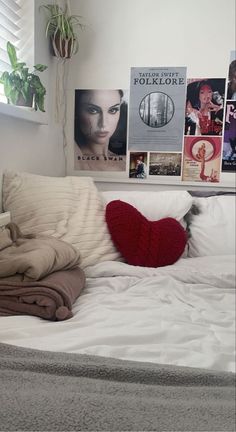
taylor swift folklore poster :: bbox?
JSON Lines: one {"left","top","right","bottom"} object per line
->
{"left": 128, "top": 67, "right": 187, "bottom": 152}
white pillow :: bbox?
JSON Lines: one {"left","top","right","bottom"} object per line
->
{"left": 188, "top": 195, "right": 236, "bottom": 257}
{"left": 2, "top": 171, "right": 121, "bottom": 268}
{"left": 101, "top": 190, "right": 193, "bottom": 222}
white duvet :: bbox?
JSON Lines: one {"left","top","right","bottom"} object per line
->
{"left": 0, "top": 255, "right": 235, "bottom": 372}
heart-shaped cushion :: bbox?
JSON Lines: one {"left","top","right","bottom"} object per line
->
{"left": 106, "top": 200, "right": 187, "bottom": 267}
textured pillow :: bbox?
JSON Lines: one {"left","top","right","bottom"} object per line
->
{"left": 2, "top": 171, "right": 121, "bottom": 268}
{"left": 102, "top": 190, "right": 193, "bottom": 223}
{"left": 187, "top": 195, "right": 236, "bottom": 257}
{"left": 106, "top": 200, "right": 187, "bottom": 267}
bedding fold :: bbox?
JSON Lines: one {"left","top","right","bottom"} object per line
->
{"left": 0, "top": 223, "right": 85, "bottom": 320}
{"left": 0, "top": 267, "right": 85, "bottom": 320}
{"left": 0, "top": 222, "right": 81, "bottom": 281}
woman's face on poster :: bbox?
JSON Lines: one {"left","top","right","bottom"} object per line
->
{"left": 199, "top": 84, "right": 213, "bottom": 105}
{"left": 78, "top": 90, "right": 121, "bottom": 145}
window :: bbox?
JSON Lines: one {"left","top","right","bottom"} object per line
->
{"left": 0, "top": 0, "right": 34, "bottom": 103}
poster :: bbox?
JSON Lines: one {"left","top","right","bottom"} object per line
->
{"left": 222, "top": 101, "right": 236, "bottom": 171}
{"left": 182, "top": 136, "right": 222, "bottom": 183}
{"left": 128, "top": 67, "right": 187, "bottom": 152}
{"left": 149, "top": 152, "right": 181, "bottom": 176}
{"left": 129, "top": 152, "right": 148, "bottom": 179}
{"left": 226, "top": 51, "right": 236, "bottom": 100}
{"left": 74, "top": 89, "right": 128, "bottom": 171}
{"left": 185, "top": 78, "right": 226, "bottom": 136}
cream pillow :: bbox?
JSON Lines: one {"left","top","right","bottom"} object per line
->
{"left": 2, "top": 171, "right": 121, "bottom": 268}
{"left": 102, "top": 190, "right": 193, "bottom": 222}
{"left": 188, "top": 195, "right": 236, "bottom": 257}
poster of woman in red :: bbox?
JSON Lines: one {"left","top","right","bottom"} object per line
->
{"left": 182, "top": 136, "right": 222, "bottom": 182}
{"left": 185, "top": 79, "right": 225, "bottom": 136}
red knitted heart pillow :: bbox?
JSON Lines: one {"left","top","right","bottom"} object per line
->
{"left": 106, "top": 200, "right": 187, "bottom": 267}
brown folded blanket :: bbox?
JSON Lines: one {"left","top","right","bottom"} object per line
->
{"left": 0, "top": 223, "right": 81, "bottom": 281}
{"left": 0, "top": 267, "right": 85, "bottom": 321}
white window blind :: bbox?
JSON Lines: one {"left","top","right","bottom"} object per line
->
{"left": 0, "top": 0, "right": 34, "bottom": 103}
{"left": 0, "top": 0, "right": 21, "bottom": 74}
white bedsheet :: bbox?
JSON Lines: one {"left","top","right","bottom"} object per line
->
{"left": 0, "top": 255, "right": 235, "bottom": 372}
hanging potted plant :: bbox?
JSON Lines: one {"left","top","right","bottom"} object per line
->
{"left": 41, "top": 3, "right": 82, "bottom": 59}
{"left": 0, "top": 42, "right": 47, "bottom": 112}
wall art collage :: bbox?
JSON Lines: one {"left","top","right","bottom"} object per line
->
{"left": 74, "top": 51, "right": 236, "bottom": 183}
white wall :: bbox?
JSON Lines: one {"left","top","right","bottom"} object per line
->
{"left": 0, "top": 0, "right": 235, "bottom": 204}
{"left": 66, "top": 0, "right": 236, "bottom": 190}
{"left": 68, "top": 0, "right": 235, "bottom": 87}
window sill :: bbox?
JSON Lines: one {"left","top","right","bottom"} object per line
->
{"left": 0, "top": 102, "right": 48, "bottom": 125}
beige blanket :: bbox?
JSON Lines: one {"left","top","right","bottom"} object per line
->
{"left": 0, "top": 267, "right": 85, "bottom": 320}
{"left": 0, "top": 223, "right": 81, "bottom": 281}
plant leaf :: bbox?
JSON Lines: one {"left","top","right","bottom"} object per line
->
{"left": 34, "top": 64, "right": 47, "bottom": 72}
{"left": 3, "top": 76, "right": 12, "bottom": 98}
{"left": 35, "top": 92, "right": 45, "bottom": 112}
{"left": 0, "top": 71, "right": 10, "bottom": 84}
{"left": 21, "top": 82, "right": 30, "bottom": 101}
{"left": 21, "top": 68, "right": 29, "bottom": 80}
{"left": 9, "top": 88, "right": 20, "bottom": 105}
{"left": 7, "top": 42, "right": 18, "bottom": 70}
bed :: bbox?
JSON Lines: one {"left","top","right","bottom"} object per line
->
{"left": 0, "top": 170, "right": 235, "bottom": 431}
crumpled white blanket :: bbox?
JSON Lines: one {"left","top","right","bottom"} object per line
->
{"left": 0, "top": 255, "right": 235, "bottom": 372}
